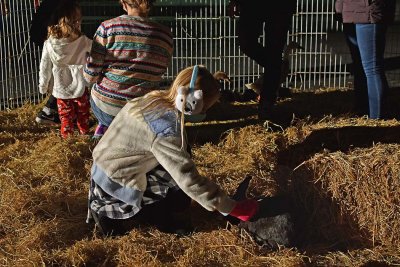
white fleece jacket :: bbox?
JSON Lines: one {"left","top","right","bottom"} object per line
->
{"left": 92, "top": 98, "right": 237, "bottom": 214}
{"left": 39, "top": 35, "right": 92, "bottom": 99}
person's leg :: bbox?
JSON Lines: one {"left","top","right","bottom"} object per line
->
{"left": 45, "top": 94, "right": 58, "bottom": 111}
{"left": 237, "top": 5, "right": 266, "bottom": 67}
{"left": 36, "top": 95, "right": 61, "bottom": 124}
{"left": 88, "top": 164, "right": 192, "bottom": 237}
{"left": 90, "top": 96, "right": 114, "bottom": 138}
{"left": 343, "top": 23, "right": 369, "bottom": 116}
{"left": 356, "top": 23, "right": 389, "bottom": 119}
{"left": 258, "top": 2, "right": 295, "bottom": 119}
{"left": 162, "top": 189, "right": 192, "bottom": 213}
{"left": 136, "top": 166, "right": 193, "bottom": 235}
{"left": 87, "top": 180, "right": 138, "bottom": 236}
{"left": 136, "top": 189, "right": 192, "bottom": 235}
{"left": 261, "top": 3, "right": 296, "bottom": 103}
{"left": 57, "top": 98, "right": 75, "bottom": 138}
{"left": 93, "top": 189, "right": 192, "bottom": 237}
{"left": 75, "top": 90, "right": 90, "bottom": 135}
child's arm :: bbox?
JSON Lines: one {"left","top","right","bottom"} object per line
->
{"left": 151, "top": 136, "right": 236, "bottom": 215}
{"left": 84, "top": 24, "right": 107, "bottom": 85}
{"left": 38, "top": 42, "right": 53, "bottom": 94}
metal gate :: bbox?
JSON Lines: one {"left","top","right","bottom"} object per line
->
{"left": 1, "top": 0, "right": 399, "bottom": 110}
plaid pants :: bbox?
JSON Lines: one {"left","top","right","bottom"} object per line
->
{"left": 86, "top": 165, "right": 180, "bottom": 223}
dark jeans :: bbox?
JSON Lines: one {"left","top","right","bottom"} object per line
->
{"left": 237, "top": 1, "right": 296, "bottom": 106}
{"left": 343, "top": 23, "right": 389, "bottom": 119}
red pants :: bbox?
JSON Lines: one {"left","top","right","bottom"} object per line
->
{"left": 57, "top": 91, "right": 90, "bottom": 138}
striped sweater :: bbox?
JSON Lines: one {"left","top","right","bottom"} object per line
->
{"left": 84, "top": 15, "right": 174, "bottom": 116}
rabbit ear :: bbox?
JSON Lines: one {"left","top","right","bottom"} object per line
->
{"left": 177, "top": 86, "right": 186, "bottom": 95}
{"left": 194, "top": 90, "right": 203, "bottom": 100}
{"left": 232, "top": 176, "right": 252, "bottom": 201}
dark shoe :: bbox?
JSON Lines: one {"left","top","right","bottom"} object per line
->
{"left": 258, "top": 102, "right": 284, "bottom": 131}
{"left": 93, "top": 124, "right": 108, "bottom": 139}
{"left": 92, "top": 212, "right": 136, "bottom": 237}
{"left": 258, "top": 110, "right": 273, "bottom": 121}
{"left": 237, "top": 89, "right": 259, "bottom": 102}
{"left": 35, "top": 110, "right": 60, "bottom": 125}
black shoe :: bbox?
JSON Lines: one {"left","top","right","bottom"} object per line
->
{"left": 35, "top": 110, "right": 60, "bottom": 125}
{"left": 91, "top": 210, "right": 135, "bottom": 237}
{"left": 258, "top": 102, "right": 284, "bottom": 131}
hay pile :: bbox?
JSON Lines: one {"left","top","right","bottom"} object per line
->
{"left": 293, "top": 143, "right": 400, "bottom": 247}
{"left": 1, "top": 98, "right": 400, "bottom": 266}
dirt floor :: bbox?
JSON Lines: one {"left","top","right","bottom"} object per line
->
{"left": 0, "top": 87, "right": 400, "bottom": 266}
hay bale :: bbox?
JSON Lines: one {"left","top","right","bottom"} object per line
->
{"left": 292, "top": 143, "right": 400, "bottom": 247}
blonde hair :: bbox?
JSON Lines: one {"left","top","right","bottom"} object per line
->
{"left": 121, "top": 0, "right": 156, "bottom": 16}
{"left": 136, "top": 65, "right": 221, "bottom": 148}
{"left": 48, "top": 1, "right": 82, "bottom": 39}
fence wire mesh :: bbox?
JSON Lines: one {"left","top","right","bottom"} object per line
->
{"left": 0, "top": 0, "right": 399, "bottom": 110}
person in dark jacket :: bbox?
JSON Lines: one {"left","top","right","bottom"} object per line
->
{"left": 31, "top": 0, "right": 67, "bottom": 125}
{"left": 227, "top": 0, "right": 296, "bottom": 121}
{"left": 335, "top": 0, "right": 396, "bottom": 119}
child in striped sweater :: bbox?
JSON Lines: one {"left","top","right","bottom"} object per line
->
{"left": 84, "top": 0, "right": 174, "bottom": 139}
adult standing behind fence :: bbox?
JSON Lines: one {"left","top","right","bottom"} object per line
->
{"left": 335, "top": 0, "right": 396, "bottom": 119}
{"left": 84, "top": 0, "right": 174, "bottom": 139}
{"left": 227, "top": 0, "right": 296, "bottom": 121}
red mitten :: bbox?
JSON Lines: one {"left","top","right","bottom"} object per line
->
{"left": 229, "top": 199, "right": 259, "bottom": 222}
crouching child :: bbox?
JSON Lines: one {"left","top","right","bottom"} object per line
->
{"left": 86, "top": 65, "right": 262, "bottom": 236}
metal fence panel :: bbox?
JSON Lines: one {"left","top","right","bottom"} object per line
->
{"left": 1, "top": 0, "right": 42, "bottom": 109}
{"left": 1, "top": 0, "right": 399, "bottom": 110}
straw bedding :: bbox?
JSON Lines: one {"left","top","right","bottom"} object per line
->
{"left": 1, "top": 93, "right": 400, "bottom": 266}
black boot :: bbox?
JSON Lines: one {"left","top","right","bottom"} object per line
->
{"left": 90, "top": 210, "right": 136, "bottom": 237}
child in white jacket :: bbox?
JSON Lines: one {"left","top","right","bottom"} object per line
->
{"left": 38, "top": 0, "right": 92, "bottom": 138}
{"left": 87, "top": 65, "right": 260, "bottom": 236}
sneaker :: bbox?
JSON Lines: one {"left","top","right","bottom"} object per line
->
{"left": 93, "top": 124, "right": 108, "bottom": 139}
{"left": 35, "top": 110, "right": 60, "bottom": 125}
